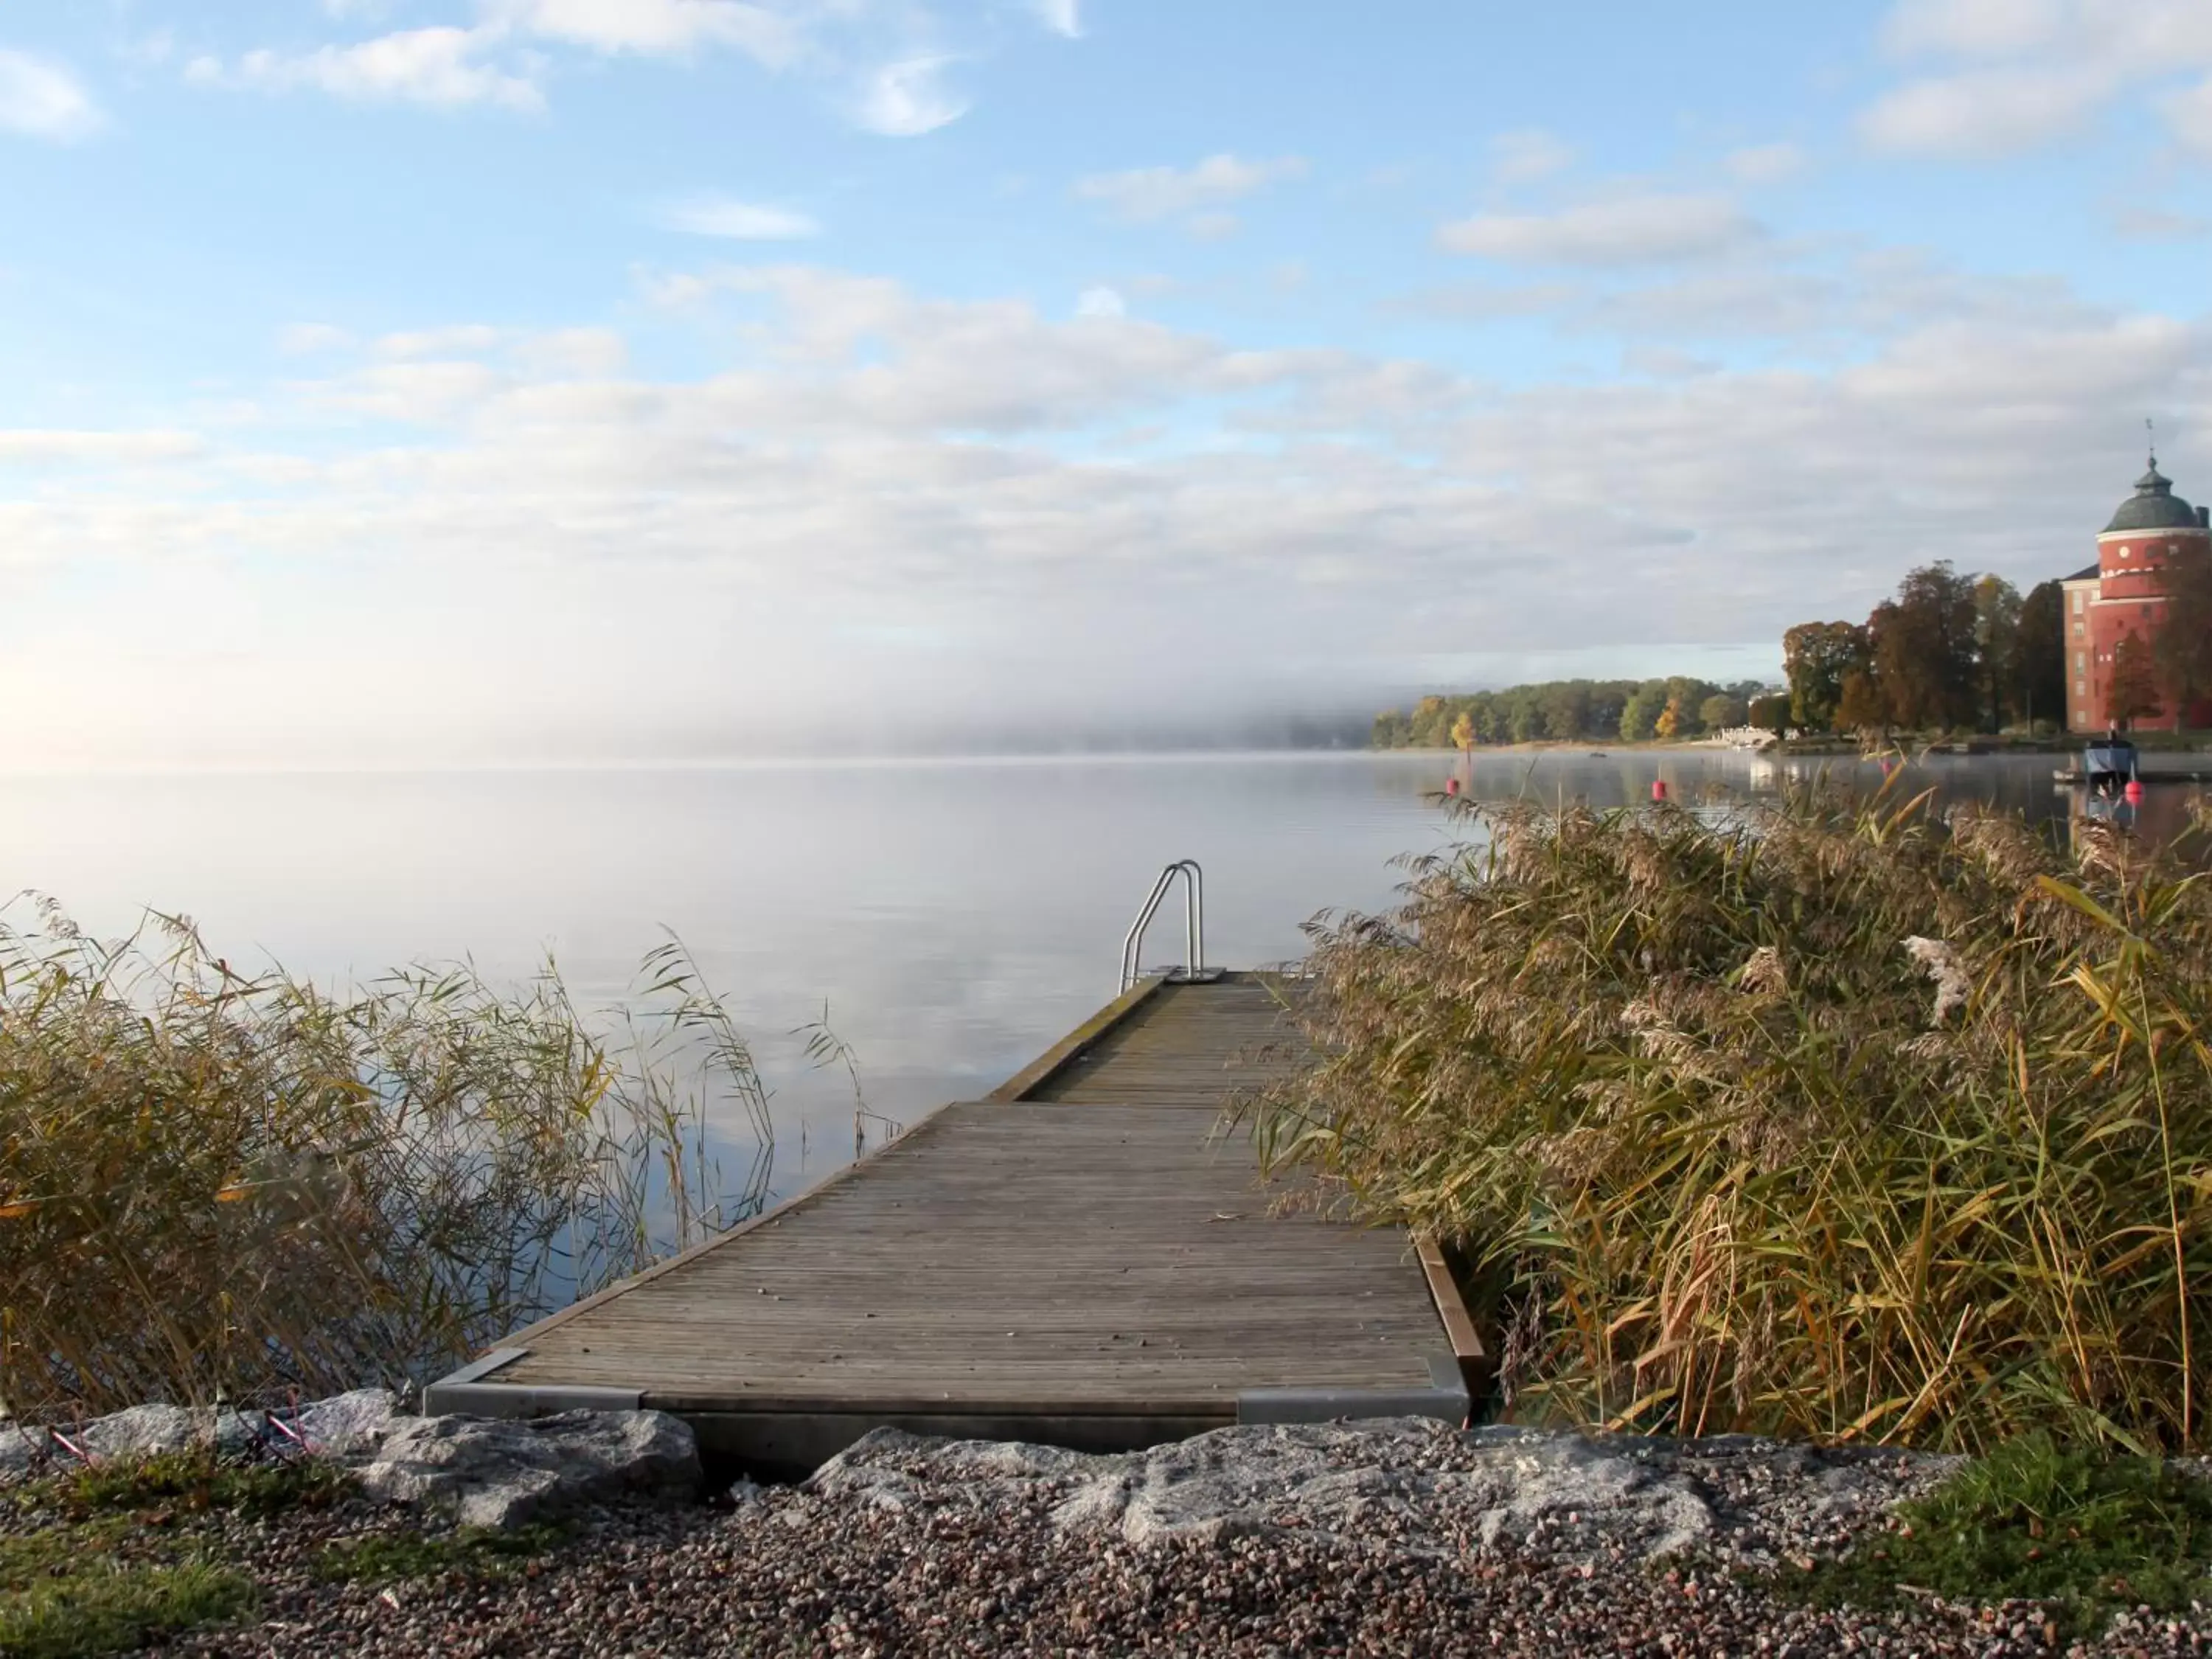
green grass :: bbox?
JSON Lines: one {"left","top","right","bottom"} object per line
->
{"left": 1775, "top": 1436, "right": 2212, "bottom": 1639}
{"left": 0, "top": 1524, "right": 254, "bottom": 1659}
{"left": 49, "top": 1450, "right": 353, "bottom": 1521}
{"left": 312, "top": 1523, "right": 567, "bottom": 1585}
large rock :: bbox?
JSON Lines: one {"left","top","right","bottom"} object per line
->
{"left": 295, "top": 1388, "right": 403, "bottom": 1457}
{"left": 358, "top": 1409, "right": 702, "bottom": 1529}
{"left": 0, "top": 1391, "right": 408, "bottom": 1481}
{"left": 809, "top": 1419, "right": 1948, "bottom": 1567}
{"left": 74, "top": 1404, "right": 201, "bottom": 1461}
{"left": 0, "top": 1426, "right": 49, "bottom": 1486}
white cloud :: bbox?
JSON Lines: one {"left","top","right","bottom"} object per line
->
{"left": 1865, "top": 0, "right": 2212, "bottom": 156}
{"left": 1576, "top": 246, "right": 2090, "bottom": 344}
{"left": 1076, "top": 153, "right": 1307, "bottom": 223}
{"left": 482, "top": 0, "right": 800, "bottom": 67}
{"left": 1859, "top": 63, "right": 2110, "bottom": 156}
{"left": 0, "top": 431, "right": 201, "bottom": 465}
{"left": 2170, "top": 73, "right": 2212, "bottom": 153}
{"left": 0, "top": 49, "right": 103, "bottom": 142}
{"left": 1075, "top": 286, "right": 1126, "bottom": 319}
{"left": 655, "top": 195, "right": 822, "bottom": 240}
{"left": 192, "top": 2, "right": 923, "bottom": 128}
{"left": 279, "top": 324, "right": 357, "bottom": 355}
{"left": 1488, "top": 128, "right": 1574, "bottom": 184}
{"left": 511, "top": 327, "right": 627, "bottom": 378}
{"left": 298, "top": 358, "right": 510, "bottom": 423}
{"left": 1035, "top": 0, "right": 1082, "bottom": 39}
{"left": 854, "top": 56, "right": 967, "bottom": 136}
{"left": 1439, "top": 194, "right": 1761, "bottom": 266}
{"left": 1725, "top": 142, "right": 1806, "bottom": 183}
{"left": 2110, "top": 203, "right": 2212, "bottom": 240}
{"left": 376, "top": 324, "right": 507, "bottom": 358}
{"left": 191, "top": 27, "right": 545, "bottom": 111}
{"left": 1388, "top": 282, "right": 1577, "bottom": 321}
{"left": 1882, "top": 0, "right": 2066, "bottom": 57}
{"left": 1622, "top": 346, "right": 1720, "bottom": 379}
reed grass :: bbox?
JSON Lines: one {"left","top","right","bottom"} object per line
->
{"left": 0, "top": 899, "right": 775, "bottom": 1421}
{"left": 1245, "top": 779, "right": 2212, "bottom": 1451}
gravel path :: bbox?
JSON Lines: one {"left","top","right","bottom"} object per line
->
{"left": 8, "top": 1419, "right": 2212, "bottom": 1656}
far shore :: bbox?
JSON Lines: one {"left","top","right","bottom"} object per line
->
{"left": 1384, "top": 732, "right": 2212, "bottom": 758}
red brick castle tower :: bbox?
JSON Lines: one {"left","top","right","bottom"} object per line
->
{"left": 2062, "top": 451, "right": 2212, "bottom": 732}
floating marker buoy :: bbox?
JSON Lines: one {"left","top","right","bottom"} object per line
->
{"left": 2126, "top": 779, "right": 2145, "bottom": 804}
{"left": 1444, "top": 776, "right": 1460, "bottom": 796}
{"left": 1652, "top": 779, "right": 1668, "bottom": 802}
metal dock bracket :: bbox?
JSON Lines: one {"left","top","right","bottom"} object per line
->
{"left": 1119, "top": 859, "right": 1223, "bottom": 994}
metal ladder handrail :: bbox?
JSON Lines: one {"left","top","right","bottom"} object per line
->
{"left": 1120, "top": 859, "right": 1205, "bottom": 994}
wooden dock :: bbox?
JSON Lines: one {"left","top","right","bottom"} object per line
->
{"left": 426, "top": 973, "right": 1480, "bottom": 1472}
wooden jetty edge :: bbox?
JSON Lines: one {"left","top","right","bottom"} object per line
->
{"left": 425, "top": 972, "right": 1484, "bottom": 1472}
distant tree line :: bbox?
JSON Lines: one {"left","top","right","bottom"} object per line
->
{"left": 1370, "top": 677, "right": 1775, "bottom": 750}
{"left": 1785, "top": 551, "right": 2212, "bottom": 736}
{"left": 1782, "top": 564, "right": 2064, "bottom": 737}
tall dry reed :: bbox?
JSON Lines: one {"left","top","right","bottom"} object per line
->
{"left": 1246, "top": 781, "right": 2212, "bottom": 1453}
{"left": 0, "top": 900, "right": 771, "bottom": 1419}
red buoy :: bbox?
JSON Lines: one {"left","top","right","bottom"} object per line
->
{"left": 1652, "top": 779, "right": 1668, "bottom": 802}
{"left": 2125, "top": 779, "right": 2145, "bottom": 804}
{"left": 1444, "top": 776, "right": 1461, "bottom": 797}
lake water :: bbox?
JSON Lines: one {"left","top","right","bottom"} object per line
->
{"left": 1, "top": 748, "right": 2180, "bottom": 1211}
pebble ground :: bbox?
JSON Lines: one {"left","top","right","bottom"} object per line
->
{"left": 4, "top": 1473, "right": 2207, "bottom": 1658}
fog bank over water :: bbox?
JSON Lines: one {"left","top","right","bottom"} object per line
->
{"left": 0, "top": 554, "right": 1786, "bottom": 773}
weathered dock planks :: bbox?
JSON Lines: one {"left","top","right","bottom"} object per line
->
{"left": 427, "top": 973, "right": 1475, "bottom": 1472}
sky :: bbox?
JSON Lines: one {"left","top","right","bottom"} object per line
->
{"left": 4, "top": 0, "right": 2212, "bottom": 767}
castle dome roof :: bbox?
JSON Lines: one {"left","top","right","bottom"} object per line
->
{"left": 2105, "top": 459, "right": 2203, "bottom": 533}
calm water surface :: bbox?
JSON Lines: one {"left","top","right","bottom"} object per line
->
{"left": 0, "top": 748, "right": 2176, "bottom": 1207}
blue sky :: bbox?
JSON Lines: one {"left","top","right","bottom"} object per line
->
{"left": 4, "top": 0, "right": 2212, "bottom": 765}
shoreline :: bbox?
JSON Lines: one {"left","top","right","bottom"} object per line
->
{"left": 10, "top": 1395, "right": 2196, "bottom": 1655}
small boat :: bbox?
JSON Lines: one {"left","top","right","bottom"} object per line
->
{"left": 2085, "top": 734, "right": 2138, "bottom": 793}
{"left": 2072, "top": 734, "right": 2139, "bottom": 796}
{"left": 2053, "top": 738, "right": 2212, "bottom": 788}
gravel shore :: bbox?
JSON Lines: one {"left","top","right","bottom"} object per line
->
{"left": 7, "top": 1418, "right": 2212, "bottom": 1656}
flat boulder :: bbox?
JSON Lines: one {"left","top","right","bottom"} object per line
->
{"left": 358, "top": 1409, "right": 702, "bottom": 1529}
{"left": 76, "top": 1404, "right": 201, "bottom": 1461}
{"left": 809, "top": 1418, "right": 1949, "bottom": 1567}
{"left": 296, "top": 1388, "right": 403, "bottom": 1458}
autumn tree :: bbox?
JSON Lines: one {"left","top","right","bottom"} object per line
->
{"left": 2109, "top": 630, "right": 2164, "bottom": 730}
{"left": 1655, "top": 697, "right": 1685, "bottom": 740}
{"left": 1748, "top": 692, "right": 1791, "bottom": 734}
{"left": 2154, "top": 541, "right": 2212, "bottom": 727}
{"left": 1449, "top": 710, "right": 1475, "bottom": 752}
{"left": 1783, "top": 622, "right": 1871, "bottom": 731}
{"left": 1871, "top": 563, "right": 1979, "bottom": 732}
{"left": 1837, "top": 668, "right": 1889, "bottom": 735}
{"left": 1972, "top": 574, "right": 2022, "bottom": 731}
{"left": 2011, "top": 580, "right": 2067, "bottom": 731}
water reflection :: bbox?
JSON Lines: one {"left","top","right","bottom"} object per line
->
{"left": 1419, "top": 748, "right": 2206, "bottom": 855}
